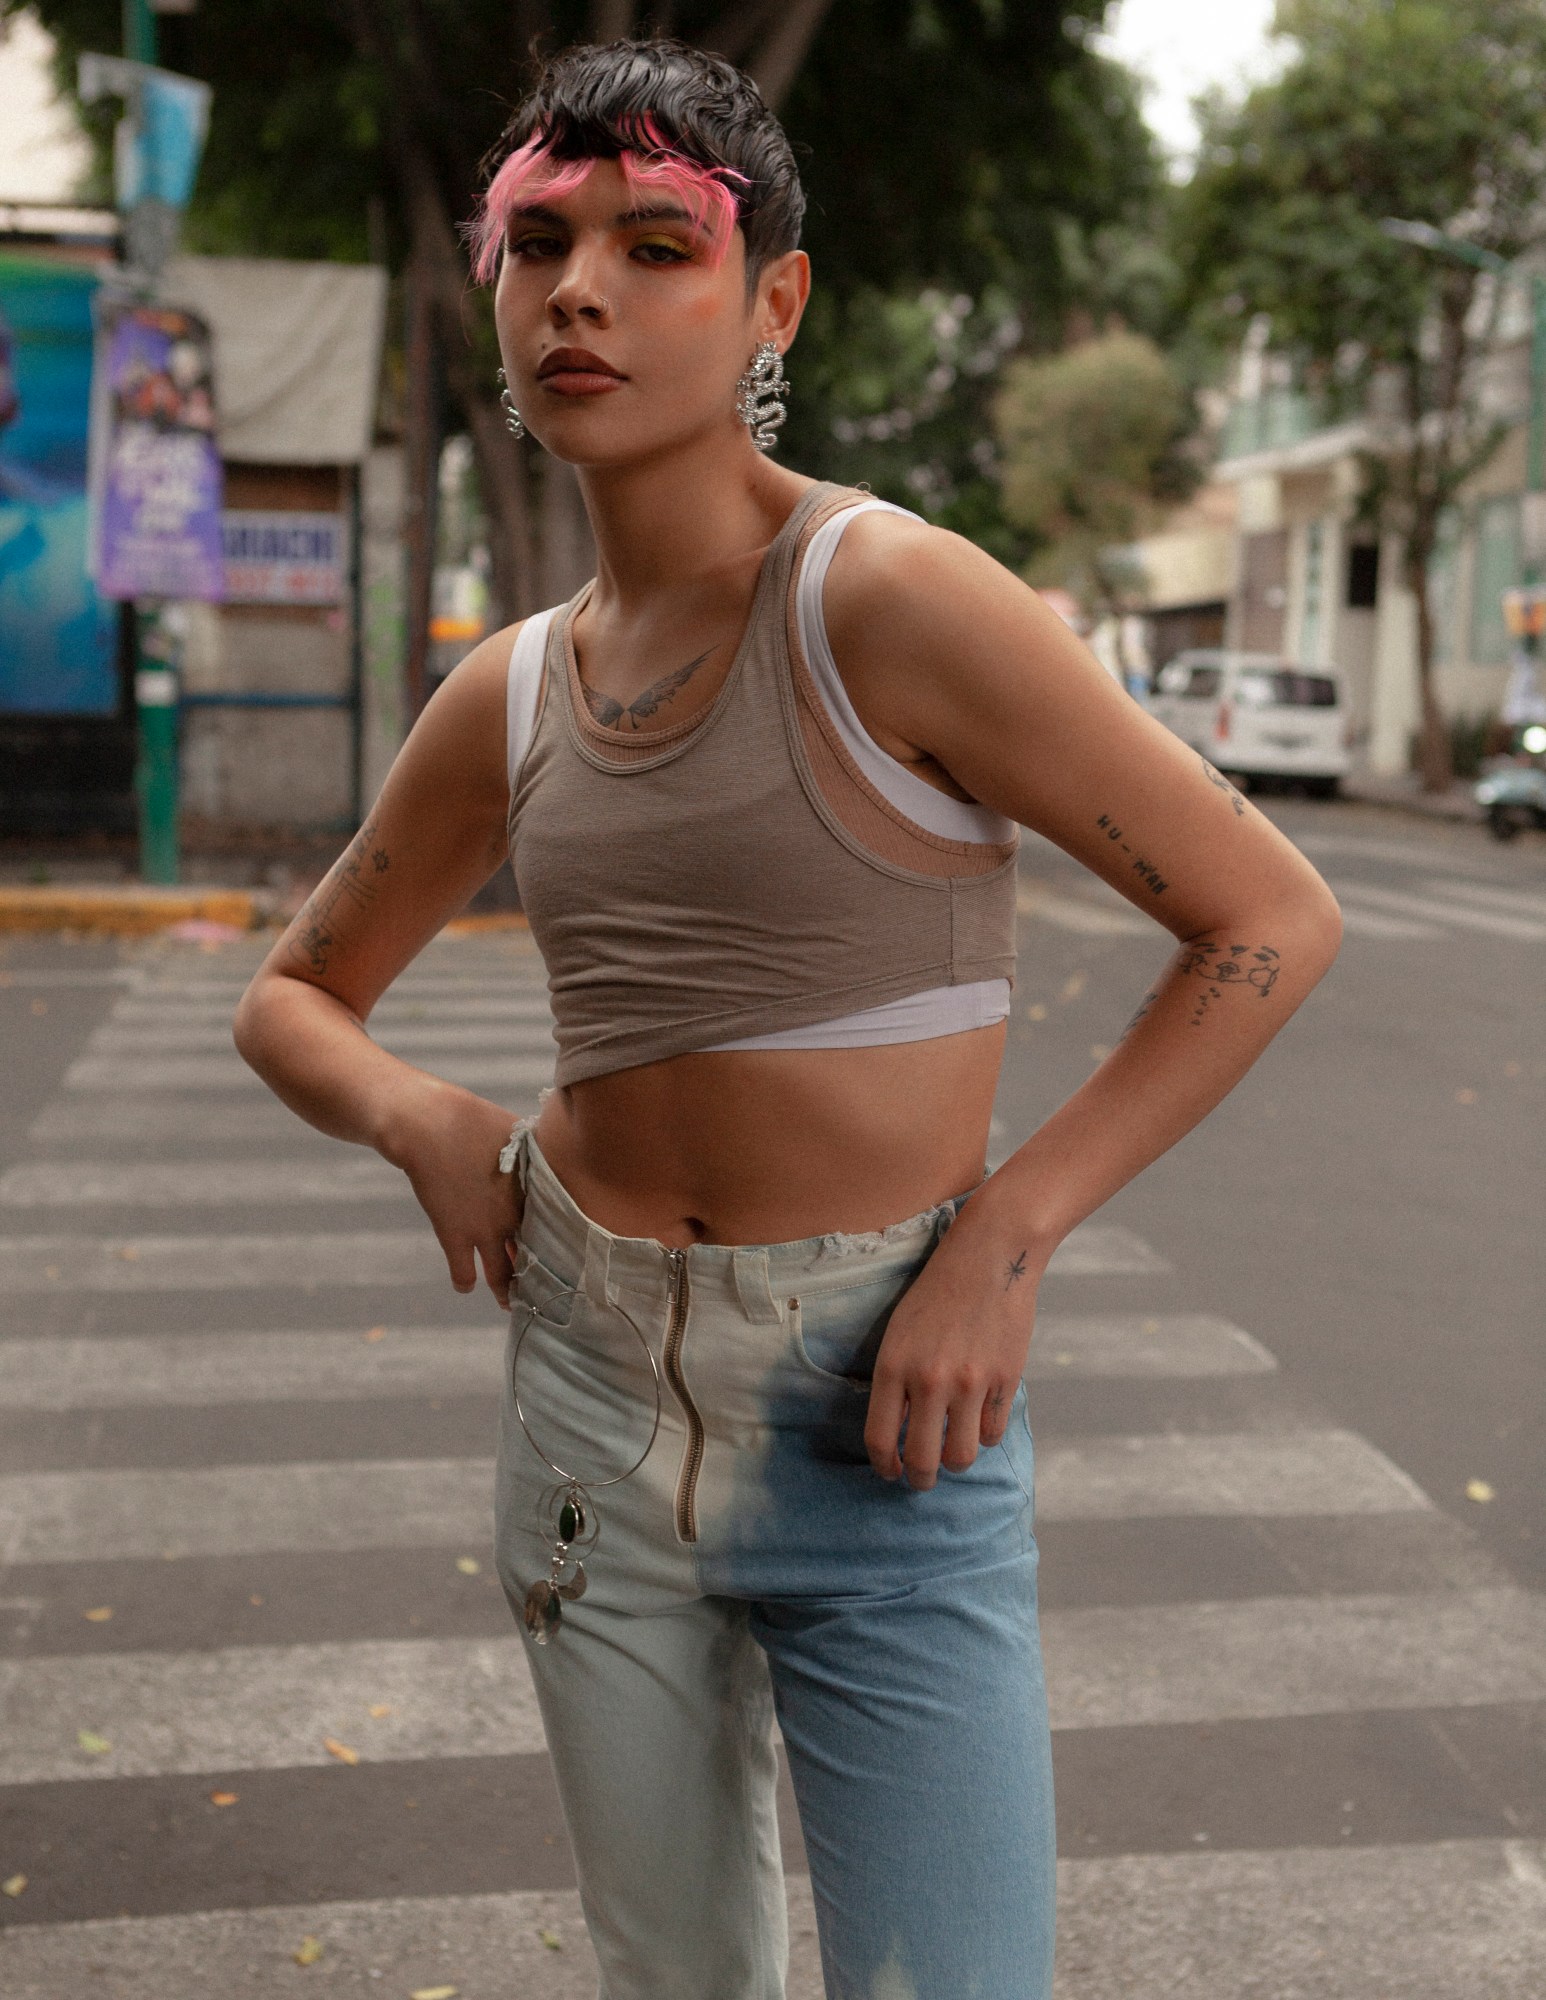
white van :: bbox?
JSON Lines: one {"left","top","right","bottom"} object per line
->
{"left": 1147, "top": 649, "right": 1351, "bottom": 796}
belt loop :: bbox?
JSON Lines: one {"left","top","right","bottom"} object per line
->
{"left": 581, "top": 1226, "right": 615, "bottom": 1309}
{"left": 732, "top": 1246, "right": 783, "bottom": 1324}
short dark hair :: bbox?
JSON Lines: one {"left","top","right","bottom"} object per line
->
{"left": 477, "top": 36, "right": 804, "bottom": 287}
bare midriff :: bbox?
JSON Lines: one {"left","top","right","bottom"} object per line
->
{"left": 530, "top": 1019, "right": 1007, "bottom": 1248}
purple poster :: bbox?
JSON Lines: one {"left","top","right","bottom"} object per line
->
{"left": 94, "top": 303, "right": 223, "bottom": 601}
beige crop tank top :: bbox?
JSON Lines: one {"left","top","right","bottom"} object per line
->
{"left": 508, "top": 480, "right": 1020, "bottom": 1087}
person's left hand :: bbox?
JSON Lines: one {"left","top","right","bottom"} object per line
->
{"left": 863, "top": 1210, "right": 1044, "bottom": 1488}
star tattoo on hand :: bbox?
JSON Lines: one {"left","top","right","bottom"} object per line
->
{"left": 1004, "top": 1250, "right": 1028, "bottom": 1290}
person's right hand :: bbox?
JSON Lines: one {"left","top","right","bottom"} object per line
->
{"left": 379, "top": 1074, "right": 526, "bottom": 1310}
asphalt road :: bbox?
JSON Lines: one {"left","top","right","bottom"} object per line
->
{"left": 0, "top": 796, "right": 1543, "bottom": 1998}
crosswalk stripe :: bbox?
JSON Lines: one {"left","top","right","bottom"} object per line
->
{"left": 0, "top": 1158, "right": 414, "bottom": 1209}
{"left": 1336, "top": 906, "right": 1443, "bottom": 939}
{"left": 1044, "top": 1586, "right": 1546, "bottom": 1729}
{"left": 0, "top": 1428, "right": 1422, "bottom": 1566}
{"left": 1016, "top": 884, "right": 1158, "bottom": 937}
{"left": 0, "top": 1637, "right": 543, "bottom": 1784}
{"left": 1034, "top": 1428, "right": 1431, "bottom": 1518}
{"left": 0, "top": 1218, "right": 1161, "bottom": 1293}
{"left": 4, "top": 1585, "right": 1540, "bottom": 1785}
{"left": 1422, "top": 878, "right": 1546, "bottom": 922}
{"left": 1332, "top": 880, "right": 1546, "bottom": 942}
{"left": 0, "top": 1230, "right": 448, "bottom": 1293}
{"left": 1029, "top": 1315, "right": 1277, "bottom": 1378}
{"left": 28, "top": 1095, "right": 476, "bottom": 1148}
{"left": 85, "top": 1020, "right": 557, "bottom": 1056}
{"left": 0, "top": 1311, "right": 1274, "bottom": 1410}
{"left": 107, "top": 993, "right": 551, "bottom": 1026}
{"left": 61, "top": 1051, "right": 557, "bottom": 1092}
{"left": 0, "top": 1327, "right": 492, "bottom": 1408}
{"left": 4, "top": 1843, "right": 1543, "bottom": 2000}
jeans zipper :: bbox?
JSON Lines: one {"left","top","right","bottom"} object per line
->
{"left": 661, "top": 1247, "right": 703, "bottom": 1543}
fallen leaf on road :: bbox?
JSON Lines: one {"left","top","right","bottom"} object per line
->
{"left": 1455, "top": 1088, "right": 1477, "bottom": 1105}
{"left": 1060, "top": 972, "right": 1087, "bottom": 1003}
{"left": 293, "top": 1935, "right": 324, "bottom": 1965}
{"left": 322, "top": 1737, "right": 359, "bottom": 1765}
{"left": 210, "top": 1790, "right": 238, "bottom": 1807}
{"left": 1465, "top": 1478, "right": 1496, "bottom": 1503}
{"left": 30, "top": 998, "right": 47, "bottom": 1016}
{"left": 249, "top": 1594, "right": 264, "bottom": 1606}
{"left": 363, "top": 1326, "right": 387, "bottom": 1342}
{"left": 1024, "top": 1002, "right": 1048, "bottom": 1021}
{"left": 1504, "top": 1061, "right": 1522, "bottom": 1077}
{"left": 539, "top": 1928, "right": 563, "bottom": 1950}
{"left": 2, "top": 1873, "right": 26, "bottom": 1897}
{"left": 83, "top": 1606, "right": 113, "bottom": 1622}
{"left": 116, "top": 1244, "right": 141, "bottom": 1260}
{"left": 1089, "top": 1043, "right": 1112, "bottom": 1063}
{"left": 455, "top": 1557, "right": 481, "bottom": 1575}
{"left": 410, "top": 1987, "right": 459, "bottom": 1999}
{"left": 77, "top": 1729, "right": 111, "bottom": 1755}
{"left": 44, "top": 1265, "right": 59, "bottom": 1281}
{"left": 368, "top": 1703, "right": 393, "bottom": 1718}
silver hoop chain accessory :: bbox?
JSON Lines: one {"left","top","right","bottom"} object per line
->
{"left": 509, "top": 1277, "right": 663, "bottom": 1646}
{"left": 736, "top": 340, "right": 789, "bottom": 452}
{"left": 497, "top": 366, "right": 526, "bottom": 439}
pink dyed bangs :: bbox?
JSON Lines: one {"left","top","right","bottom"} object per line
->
{"left": 467, "top": 115, "right": 750, "bottom": 284}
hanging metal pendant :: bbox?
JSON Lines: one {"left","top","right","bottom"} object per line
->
{"left": 556, "top": 1560, "right": 587, "bottom": 1602}
{"left": 523, "top": 1578, "right": 562, "bottom": 1644}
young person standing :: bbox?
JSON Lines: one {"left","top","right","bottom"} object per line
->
{"left": 235, "top": 35, "right": 1342, "bottom": 2000}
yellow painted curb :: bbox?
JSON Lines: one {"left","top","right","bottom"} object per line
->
{"left": 0, "top": 886, "right": 255, "bottom": 935}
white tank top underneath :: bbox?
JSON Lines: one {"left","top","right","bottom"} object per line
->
{"left": 507, "top": 498, "right": 1014, "bottom": 1053}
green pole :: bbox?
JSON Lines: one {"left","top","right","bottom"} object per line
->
{"left": 122, "top": 0, "right": 179, "bottom": 882}
{"left": 1526, "top": 274, "right": 1546, "bottom": 587}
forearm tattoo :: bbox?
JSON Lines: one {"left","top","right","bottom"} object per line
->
{"left": 1119, "top": 987, "right": 1160, "bottom": 1041}
{"left": 1200, "top": 757, "right": 1247, "bottom": 817}
{"left": 1004, "top": 1250, "right": 1029, "bottom": 1290}
{"left": 1095, "top": 812, "right": 1168, "bottom": 896}
{"left": 287, "top": 815, "right": 388, "bottom": 977}
{"left": 581, "top": 647, "right": 717, "bottom": 730}
{"left": 1176, "top": 936, "right": 1281, "bottom": 1026}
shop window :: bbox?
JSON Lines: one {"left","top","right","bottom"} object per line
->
{"left": 1469, "top": 496, "right": 1522, "bottom": 666}
{"left": 1345, "top": 542, "right": 1380, "bottom": 609}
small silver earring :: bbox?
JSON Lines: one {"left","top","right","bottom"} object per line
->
{"left": 736, "top": 340, "right": 789, "bottom": 452}
{"left": 497, "top": 367, "right": 526, "bottom": 440}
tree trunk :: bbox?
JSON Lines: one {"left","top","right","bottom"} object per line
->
{"left": 1407, "top": 536, "right": 1453, "bottom": 793}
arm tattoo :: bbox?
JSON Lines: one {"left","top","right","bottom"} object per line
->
{"left": 1176, "top": 936, "right": 1281, "bottom": 1027}
{"left": 581, "top": 647, "right": 717, "bottom": 730}
{"left": 988, "top": 1387, "right": 1005, "bottom": 1415}
{"left": 1095, "top": 813, "right": 1169, "bottom": 895}
{"left": 286, "top": 815, "right": 386, "bottom": 978}
{"left": 1200, "top": 758, "right": 1247, "bottom": 817}
{"left": 1119, "top": 987, "right": 1160, "bottom": 1041}
{"left": 1004, "top": 1250, "right": 1029, "bottom": 1290}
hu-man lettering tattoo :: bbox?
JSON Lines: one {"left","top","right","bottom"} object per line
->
{"left": 287, "top": 815, "right": 386, "bottom": 978}
{"left": 1004, "top": 1250, "right": 1029, "bottom": 1290}
{"left": 1176, "top": 937, "right": 1281, "bottom": 1027}
{"left": 1200, "top": 758, "right": 1247, "bottom": 818}
{"left": 1095, "top": 812, "right": 1169, "bottom": 895}
{"left": 581, "top": 647, "right": 717, "bottom": 730}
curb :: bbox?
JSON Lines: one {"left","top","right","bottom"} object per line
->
{"left": 1339, "top": 777, "right": 1482, "bottom": 824}
{"left": 0, "top": 885, "right": 257, "bottom": 936}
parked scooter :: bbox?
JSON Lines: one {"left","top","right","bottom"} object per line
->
{"left": 1474, "top": 722, "right": 1546, "bottom": 841}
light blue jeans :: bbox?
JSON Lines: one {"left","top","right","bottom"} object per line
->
{"left": 494, "top": 1127, "right": 1055, "bottom": 2000}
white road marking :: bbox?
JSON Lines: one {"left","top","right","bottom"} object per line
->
{"left": 1045, "top": 1226, "right": 1170, "bottom": 1277}
{"left": 0, "top": 1638, "right": 543, "bottom": 1784}
{"left": 61, "top": 1052, "right": 556, "bottom": 1092}
{"left": 1035, "top": 1428, "right": 1431, "bottom": 1519}
{"left": 1422, "top": 878, "right": 1546, "bottom": 922}
{"left": 1331, "top": 880, "right": 1546, "bottom": 941}
{"left": 1044, "top": 1587, "right": 1546, "bottom": 1729}
{"left": 29, "top": 1095, "right": 491, "bottom": 1147}
{"left": 1017, "top": 884, "right": 1159, "bottom": 937}
{"left": 86, "top": 1020, "right": 556, "bottom": 1056}
{"left": 0, "top": 1158, "right": 413, "bottom": 1209}
{"left": 1028, "top": 1314, "right": 1277, "bottom": 1378}
{"left": 0, "top": 1230, "right": 447, "bottom": 1293}
{"left": 0, "top": 1327, "right": 497, "bottom": 1409}
{"left": 1336, "top": 906, "right": 1444, "bottom": 939}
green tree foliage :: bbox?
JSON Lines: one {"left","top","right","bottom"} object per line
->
{"left": 15, "top": 0, "right": 1164, "bottom": 598}
{"left": 1175, "top": 0, "right": 1546, "bottom": 787}
{"left": 992, "top": 330, "right": 1193, "bottom": 648}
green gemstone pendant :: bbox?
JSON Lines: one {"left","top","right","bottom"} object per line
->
{"left": 558, "top": 1494, "right": 586, "bottom": 1544}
